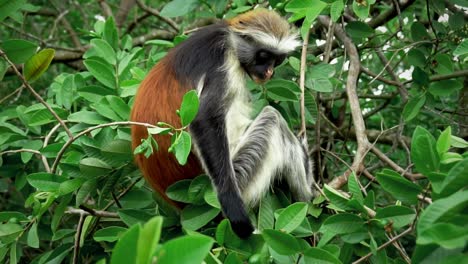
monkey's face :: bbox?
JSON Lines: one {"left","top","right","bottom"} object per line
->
{"left": 236, "top": 39, "right": 286, "bottom": 84}
{"left": 245, "top": 50, "right": 286, "bottom": 84}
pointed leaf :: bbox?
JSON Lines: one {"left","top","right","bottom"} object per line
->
{"left": 23, "top": 48, "right": 55, "bottom": 82}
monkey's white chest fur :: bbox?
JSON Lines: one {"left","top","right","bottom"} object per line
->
{"left": 223, "top": 53, "right": 253, "bottom": 155}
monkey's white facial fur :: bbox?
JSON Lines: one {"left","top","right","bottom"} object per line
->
{"left": 228, "top": 9, "right": 301, "bottom": 54}
{"left": 228, "top": 9, "right": 300, "bottom": 83}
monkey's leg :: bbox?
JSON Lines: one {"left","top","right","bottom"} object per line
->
{"left": 232, "top": 106, "right": 315, "bottom": 207}
{"left": 190, "top": 101, "right": 254, "bottom": 239}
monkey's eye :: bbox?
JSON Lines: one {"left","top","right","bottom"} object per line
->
{"left": 256, "top": 50, "right": 271, "bottom": 64}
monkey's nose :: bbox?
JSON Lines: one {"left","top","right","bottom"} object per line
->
{"left": 265, "top": 68, "right": 274, "bottom": 79}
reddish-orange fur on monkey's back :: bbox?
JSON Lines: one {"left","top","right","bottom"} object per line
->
{"left": 130, "top": 56, "right": 202, "bottom": 203}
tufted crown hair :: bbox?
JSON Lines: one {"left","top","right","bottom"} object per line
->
{"left": 228, "top": 9, "right": 301, "bottom": 53}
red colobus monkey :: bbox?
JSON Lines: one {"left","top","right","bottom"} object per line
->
{"left": 131, "top": 9, "right": 315, "bottom": 238}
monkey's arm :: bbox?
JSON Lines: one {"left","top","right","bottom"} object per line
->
{"left": 190, "top": 101, "right": 254, "bottom": 238}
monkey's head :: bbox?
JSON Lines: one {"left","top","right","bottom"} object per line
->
{"left": 228, "top": 9, "right": 300, "bottom": 84}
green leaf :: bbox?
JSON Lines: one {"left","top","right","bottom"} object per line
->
{"left": 27, "top": 222, "right": 39, "bottom": 248}
{"left": 110, "top": 224, "right": 139, "bottom": 264}
{"left": 166, "top": 179, "right": 192, "bottom": 203}
{"left": 375, "top": 205, "right": 415, "bottom": 229}
{"left": 429, "top": 80, "right": 463, "bottom": 97}
{"left": 407, "top": 49, "right": 426, "bottom": 68}
{"left": 108, "top": 96, "right": 131, "bottom": 119}
{"left": 411, "top": 126, "right": 440, "bottom": 176}
{"left": 417, "top": 189, "right": 468, "bottom": 235}
{"left": 188, "top": 175, "right": 211, "bottom": 205}
{"left": 262, "top": 229, "right": 301, "bottom": 255}
{"left": 345, "top": 21, "right": 375, "bottom": 39}
{"left": 103, "top": 16, "right": 118, "bottom": 50}
{"left": 181, "top": 204, "right": 220, "bottom": 231}
{"left": 352, "top": 0, "right": 372, "bottom": 20}
{"left": 303, "top": 247, "right": 342, "bottom": 264}
{"left": 170, "top": 131, "right": 192, "bottom": 165}
{"left": 93, "top": 226, "right": 127, "bottom": 242}
{"left": 0, "top": 212, "right": 27, "bottom": 222}
{"left": 266, "top": 79, "right": 301, "bottom": 93}
{"left": 323, "top": 184, "right": 351, "bottom": 211}
{"left": 275, "top": 202, "right": 308, "bottom": 233}
{"left": 434, "top": 54, "right": 454, "bottom": 75}
{"left": 411, "top": 22, "right": 430, "bottom": 41}
{"left": 179, "top": 90, "right": 199, "bottom": 127}
{"left": 306, "top": 77, "right": 333, "bottom": 93}
{"left": 417, "top": 223, "right": 468, "bottom": 249}
{"left": 79, "top": 158, "right": 112, "bottom": 177}
{"left": 68, "top": 110, "right": 108, "bottom": 124}
{"left": 451, "top": 135, "right": 468, "bottom": 148}
{"left": 403, "top": 94, "right": 426, "bottom": 121}
{"left": 453, "top": 39, "right": 468, "bottom": 56}
{"left": 439, "top": 158, "right": 468, "bottom": 195}
{"left": 0, "top": 223, "right": 23, "bottom": 244}
{"left": 320, "top": 213, "right": 365, "bottom": 235}
{"left": 258, "top": 192, "right": 280, "bottom": 230}
{"left": 330, "top": 0, "right": 344, "bottom": 22}
{"left": 1, "top": 39, "right": 37, "bottom": 64}
{"left": 376, "top": 169, "right": 422, "bottom": 204}
{"left": 59, "top": 178, "right": 85, "bottom": 195}
{"left": 137, "top": 216, "right": 163, "bottom": 264}
{"left": 308, "top": 63, "right": 336, "bottom": 79}
{"left": 347, "top": 173, "right": 364, "bottom": 203}
{"left": 301, "top": 1, "right": 327, "bottom": 40}
{"left": 156, "top": 235, "right": 214, "bottom": 264}
{"left": 27, "top": 172, "right": 65, "bottom": 192}
{"left": 267, "top": 86, "right": 299, "bottom": 101}
{"left": 90, "top": 39, "right": 116, "bottom": 65}
{"left": 203, "top": 184, "right": 220, "bottom": 209}
{"left": 160, "top": 0, "right": 198, "bottom": 18}
{"left": 84, "top": 58, "right": 116, "bottom": 89}
{"left": 23, "top": 48, "right": 55, "bottom": 82}
{"left": 0, "top": 0, "right": 26, "bottom": 22}
{"left": 118, "top": 209, "right": 154, "bottom": 227}
{"left": 441, "top": 152, "right": 463, "bottom": 164}
{"left": 147, "top": 126, "right": 171, "bottom": 135}
{"left": 437, "top": 127, "right": 452, "bottom": 155}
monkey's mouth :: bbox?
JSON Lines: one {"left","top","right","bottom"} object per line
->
{"left": 251, "top": 75, "right": 271, "bottom": 84}
{"left": 251, "top": 68, "right": 274, "bottom": 84}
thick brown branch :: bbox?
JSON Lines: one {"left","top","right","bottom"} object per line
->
{"left": 368, "top": 0, "right": 417, "bottom": 29}
{"left": 136, "top": 0, "right": 180, "bottom": 32}
{"left": 116, "top": 0, "right": 137, "bottom": 27}
{"left": 318, "top": 16, "right": 369, "bottom": 188}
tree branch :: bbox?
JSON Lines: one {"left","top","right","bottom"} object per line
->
{"left": 136, "top": 0, "right": 180, "bottom": 32}
{"left": 318, "top": 16, "right": 369, "bottom": 189}
{"left": 352, "top": 227, "right": 413, "bottom": 264}
{"left": 0, "top": 49, "right": 73, "bottom": 139}
{"left": 51, "top": 121, "right": 159, "bottom": 173}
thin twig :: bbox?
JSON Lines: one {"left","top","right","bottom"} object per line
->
{"left": 298, "top": 28, "right": 310, "bottom": 138}
{"left": 0, "top": 149, "right": 50, "bottom": 171}
{"left": 0, "top": 86, "right": 24, "bottom": 105}
{"left": 51, "top": 121, "right": 159, "bottom": 173}
{"left": 352, "top": 227, "right": 413, "bottom": 264}
{"left": 66, "top": 207, "right": 119, "bottom": 218}
{"left": 72, "top": 212, "right": 85, "bottom": 264}
{"left": 0, "top": 48, "right": 73, "bottom": 139}
{"left": 370, "top": 146, "right": 424, "bottom": 180}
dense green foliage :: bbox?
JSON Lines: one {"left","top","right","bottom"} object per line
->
{"left": 0, "top": 0, "right": 467, "bottom": 263}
